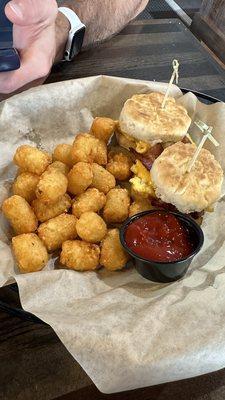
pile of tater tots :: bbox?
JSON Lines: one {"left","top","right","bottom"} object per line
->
{"left": 1, "top": 117, "right": 142, "bottom": 274}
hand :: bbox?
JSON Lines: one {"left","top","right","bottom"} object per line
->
{"left": 0, "top": 0, "right": 66, "bottom": 94}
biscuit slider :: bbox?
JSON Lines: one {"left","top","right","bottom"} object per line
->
{"left": 150, "top": 142, "right": 223, "bottom": 214}
{"left": 117, "top": 92, "right": 191, "bottom": 156}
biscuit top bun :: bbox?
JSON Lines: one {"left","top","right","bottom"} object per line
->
{"left": 119, "top": 92, "right": 191, "bottom": 144}
{"left": 150, "top": 142, "right": 223, "bottom": 213}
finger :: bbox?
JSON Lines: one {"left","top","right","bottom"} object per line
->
{"left": 5, "top": 0, "right": 58, "bottom": 26}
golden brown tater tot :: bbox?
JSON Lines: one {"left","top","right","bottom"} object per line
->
{"left": 72, "top": 188, "right": 106, "bottom": 218}
{"left": 100, "top": 229, "right": 129, "bottom": 270}
{"left": 103, "top": 188, "right": 130, "bottom": 223}
{"left": 71, "top": 133, "right": 107, "bottom": 165}
{"left": 2, "top": 195, "right": 38, "bottom": 234}
{"left": 46, "top": 161, "right": 70, "bottom": 175}
{"left": 60, "top": 240, "right": 100, "bottom": 271}
{"left": 106, "top": 152, "right": 132, "bottom": 181}
{"left": 16, "top": 167, "right": 25, "bottom": 177}
{"left": 38, "top": 214, "right": 77, "bottom": 252}
{"left": 32, "top": 194, "right": 71, "bottom": 222}
{"left": 53, "top": 143, "right": 73, "bottom": 166}
{"left": 13, "top": 145, "right": 51, "bottom": 175}
{"left": 67, "top": 162, "right": 93, "bottom": 195}
{"left": 76, "top": 212, "right": 107, "bottom": 243}
{"left": 36, "top": 169, "right": 68, "bottom": 204}
{"left": 12, "top": 233, "right": 48, "bottom": 273}
{"left": 91, "top": 163, "right": 115, "bottom": 194}
{"left": 90, "top": 117, "right": 117, "bottom": 143}
{"left": 13, "top": 172, "right": 39, "bottom": 203}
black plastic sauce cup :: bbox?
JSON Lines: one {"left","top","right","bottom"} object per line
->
{"left": 120, "top": 210, "right": 204, "bottom": 283}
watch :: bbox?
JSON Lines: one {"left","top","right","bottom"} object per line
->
{"left": 58, "top": 7, "right": 86, "bottom": 61}
{"left": 0, "top": 0, "right": 20, "bottom": 72}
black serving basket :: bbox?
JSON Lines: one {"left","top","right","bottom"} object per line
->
{"left": 0, "top": 88, "right": 222, "bottom": 324}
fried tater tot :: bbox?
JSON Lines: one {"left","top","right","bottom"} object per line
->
{"left": 32, "top": 194, "right": 71, "bottom": 222}
{"left": 13, "top": 145, "right": 51, "bottom": 175}
{"left": 36, "top": 169, "right": 68, "bottom": 204}
{"left": 100, "top": 229, "right": 129, "bottom": 270}
{"left": 53, "top": 143, "right": 73, "bottom": 166}
{"left": 90, "top": 117, "right": 117, "bottom": 143}
{"left": 60, "top": 240, "right": 100, "bottom": 271}
{"left": 129, "top": 199, "right": 153, "bottom": 217}
{"left": 38, "top": 214, "right": 77, "bottom": 252}
{"left": 16, "top": 167, "right": 25, "bottom": 177}
{"left": 12, "top": 233, "right": 48, "bottom": 273}
{"left": 12, "top": 172, "right": 40, "bottom": 203}
{"left": 106, "top": 151, "right": 132, "bottom": 181}
{"left": 76, "top": 212, "right": 107, "bottom": 243}
{"left": 72, "top": 188, "right": 106, "bottom": 218}
{"left": 71, "top": 133, "right": 107, "bottom": 165}
{"left": 46, "top": 161, "right": 70, "bottom": 175}
{"left": 67, "top": 162, "right": 93, "bottom": 195}
{"left": 2, "top": 195, "right": 38, "bottom": 234}
{"left": 91, "top": 163, "right": 116, "bottom": 194}
{"left": 103, "top": 188, "right": 130, "bottom": 223}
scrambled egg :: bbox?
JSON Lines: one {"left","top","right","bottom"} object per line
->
{"left": 130, "top": 160, "right": 155, "bottom": 197}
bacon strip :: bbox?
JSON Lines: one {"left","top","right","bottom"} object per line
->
{"left": 131, "top": 143, "right": 164, "bottom": 171}
{"left": 150, "top": 198, "right": 177, "bottom": 212}
{"left": 150, "top": 197, "right": 204, "bottom": 220}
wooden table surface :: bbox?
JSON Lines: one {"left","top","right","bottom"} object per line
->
{"left": 48, "top": 18, "right": 225, "bottom": 101}
{"left": 1, "top": 18, "right": 225, "bottom": 400}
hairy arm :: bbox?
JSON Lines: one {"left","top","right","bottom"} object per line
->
{"left": 61, "top": 0, "right": 148, "bottom": 46}
{"left": 55, "top": 0, "right": 148, "bottom": 59}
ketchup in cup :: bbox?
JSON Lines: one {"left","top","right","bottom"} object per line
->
{"left": 125, "top": 213, "right": 195, "bottom": 262}
{"left": 120, "top": 210, "right": 204, "bottom": 283}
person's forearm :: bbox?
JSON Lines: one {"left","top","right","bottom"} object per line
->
{"left": 55, "top": 0, "right": 148, "bottom": 61}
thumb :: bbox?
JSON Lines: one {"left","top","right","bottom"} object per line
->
{"left": 5, "top": 0, "right": 58, "bottom": 26}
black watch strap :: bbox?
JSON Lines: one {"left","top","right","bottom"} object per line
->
{"left": 0, "top": 0, "right": 20, "bottom": 72}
